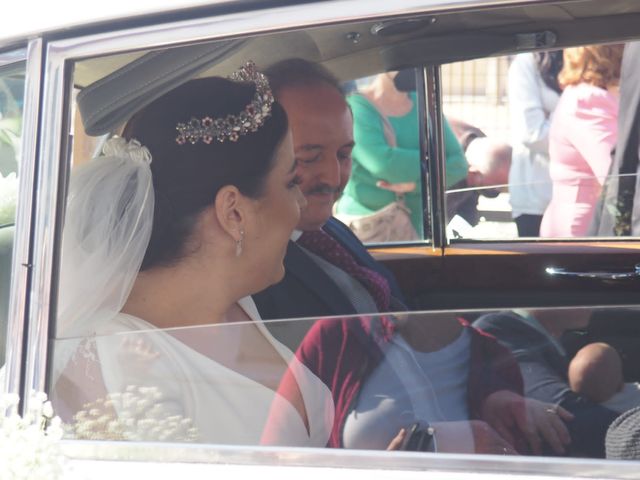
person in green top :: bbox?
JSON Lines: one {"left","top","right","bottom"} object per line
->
{"left": 335, "top": 71, "right": 468, "bottom": 237}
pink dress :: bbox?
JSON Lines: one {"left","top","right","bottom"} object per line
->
{"left": 540, "top": 83, "right": 619, "bottom": 237}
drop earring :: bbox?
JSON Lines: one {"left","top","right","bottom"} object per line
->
{"left": 235, "top": 230, "right": 244, "bottom": 257}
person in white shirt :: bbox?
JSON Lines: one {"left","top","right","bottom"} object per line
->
{"left": 507, "top": 51, "right": 563, "bottom": 237}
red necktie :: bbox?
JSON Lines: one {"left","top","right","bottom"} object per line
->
{"left": 298, "top": 229, "right": 391, "bottom": 312}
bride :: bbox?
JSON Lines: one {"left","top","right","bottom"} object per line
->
{"left": 51, "top": 63, "right": 334, "bottom": 446}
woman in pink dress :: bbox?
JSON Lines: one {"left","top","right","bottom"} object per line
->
{"left": 540, "top": 44, "right": 624, "bottom": 237}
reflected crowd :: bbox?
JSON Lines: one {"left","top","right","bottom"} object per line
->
{"left": 336, "top": 44, "right": 631, "bottom": 242}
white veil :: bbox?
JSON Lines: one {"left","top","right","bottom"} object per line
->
{"left": 53, "top": 137, "right": 154, "bottom": 379}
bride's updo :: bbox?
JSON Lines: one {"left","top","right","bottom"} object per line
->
{"left": 123, "top": 76, "right": 288, "bottom": 270}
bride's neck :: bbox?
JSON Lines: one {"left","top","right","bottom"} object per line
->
{"left": 122, "top": 259, "right": 236, "bottom": 329}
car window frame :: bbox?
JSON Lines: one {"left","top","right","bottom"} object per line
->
{"left": 1, "top": 40, "right": 42, "bottom": 399}
{"left": 423, "top": 48, "right": 640, "bottom": 248}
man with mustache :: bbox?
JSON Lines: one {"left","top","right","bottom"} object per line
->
{"left": 253, "top": 59, "right": 406, "bottom": 348}
{"left": 254, "top": 61, "right": 558, "bottom": 457}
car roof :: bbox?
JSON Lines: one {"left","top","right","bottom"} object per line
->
{"left": 9, "top": 0, "right": 640, "bottom": 135}
{"left": 0, "top": 0, "right": 566, "bottom": 48}
{"left": 0, "top": 0, "right": 260, "bottom": 47}
{"left": 69, "top": 0, "right": 640, "bottom": 87}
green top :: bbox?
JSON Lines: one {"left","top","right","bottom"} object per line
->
{"left": 336, "top": 92, "right": 468, "bottom": 235}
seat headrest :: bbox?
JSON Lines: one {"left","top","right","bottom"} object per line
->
{"left": 77, "top": 39, "right": 244, "bottom": 136}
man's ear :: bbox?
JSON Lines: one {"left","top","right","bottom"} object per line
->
{"left": 214, "top": 185, "right": 246, "bottom": 242}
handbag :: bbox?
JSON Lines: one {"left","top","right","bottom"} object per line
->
{"left": 336, "top": 194, "right": 419, "bottom": 243}
{"left": 336, "top": 94, "right": 420, "bottom": 243}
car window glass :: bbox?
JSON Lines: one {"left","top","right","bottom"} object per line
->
{"left": 49, "top": 14, "right": 640, "bottom": 468}
{"left": 70, "top": 33, "right": 433, "bottom": 247}
{"left": 442, "top": 55, "right": 513, "bottom": 240}
{"left": 443, "top": 42, "right": 629, "bottom": 241}
{"left": 0, "top": 52, "right": 26, "bottom": 368}
{"left": 48, "top": 305, "right": 640, "bottom": 462}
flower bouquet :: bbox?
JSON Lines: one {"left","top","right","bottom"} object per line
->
{"left": 68, "top": 385, "right": 199, "bottom": 442}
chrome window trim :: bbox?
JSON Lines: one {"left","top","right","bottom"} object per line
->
{"left": 3, "top": 39, "right": 42, "bottom": 398}
{"left": 415, "top": 66, "right": 434, "bottom": 246}
{"left": 424, "top": 65, "right": 447, "bottom": 250}
{"left": 22, "top": 37, "right": 69, "bottom": 403}
{"left": 61, "top": 441, "right": 640, "bottom": 479}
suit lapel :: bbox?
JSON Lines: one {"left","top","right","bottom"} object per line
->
{"left": 284, "top": 241, "right": 357, "bottom": 316}
{"left": 324, "top": 218, "right": 374, "bottom": 269}
{"left": 323, "top": 218, "right": 406, "bottom": 306}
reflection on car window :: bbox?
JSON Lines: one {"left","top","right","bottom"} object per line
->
{"left": 49, "top": 16, "right": 640, "bottom": 467}
{"left": 442, "top": 55, "right": 513, "bottom": 240}
{"left": 50, "top": 314, "right": 332, "bottom": 445}
{"left": 49, "top": 306, "right": 640, "bottom": 461}
{"left": 0, "top": 56, "right": 25, "bottom": 368}
{"left": 443, "top": 42, "right": 632, "bottom": 241}
{"left": 334, "top": 72, "right": 427, "bottom": 244}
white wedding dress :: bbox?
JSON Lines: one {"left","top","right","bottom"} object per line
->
{"left": 55, "top": 297, "right": 334, "bottom": 447}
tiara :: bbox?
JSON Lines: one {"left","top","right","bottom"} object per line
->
{"left": 175, "top": 61, "right": 274, "bottom": 145}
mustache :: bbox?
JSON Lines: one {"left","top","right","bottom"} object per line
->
{"left": 305, "top": 184, "right": 342, "bottom": 196}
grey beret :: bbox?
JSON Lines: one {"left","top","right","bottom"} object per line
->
{"left": 606, "top": 406, "right": 640, "bottom": 459}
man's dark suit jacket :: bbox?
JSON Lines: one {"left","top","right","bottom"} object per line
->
{"left": 595, "top": 41, "right": 640, "bottom": 235}
{"left": 253, "top": 217, "right": 405, "bottom": 348}
{"left": 474, "top": 311, "right": 619, "bottom": 458}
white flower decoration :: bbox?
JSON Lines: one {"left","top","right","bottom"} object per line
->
{"left": 0, "top": 391, "right": 66, "bottom": 480}
{"left": 68, "top": 385, "right": 199, "bottom": 443}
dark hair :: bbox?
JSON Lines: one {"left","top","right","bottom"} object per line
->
{"left": 534, "top": 50, "right": 564, "bottom": 94}
{"left": 264, "top": 58, "right": 344, "bottom": 97}
{"left": 123, "top": 76, "right": 288, "bottom": 270}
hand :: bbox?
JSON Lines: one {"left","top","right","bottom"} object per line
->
{"left": 523, "top": 399, "right": 573, "bottom": 455}
{"left": 481, "top": 390, "right": 573, "bottom": 455}
{"left": 376, "top": 180, "right": 416, "bottom": 194}
{"left": 386, "top": 428, "right": 407, "bottom": 450}
{"left": 118, "top": 335, "right": 160, "bottom": 372}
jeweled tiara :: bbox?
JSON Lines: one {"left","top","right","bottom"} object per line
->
{"left": 175, "top": 61, "right": 274, "bottom": 145}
